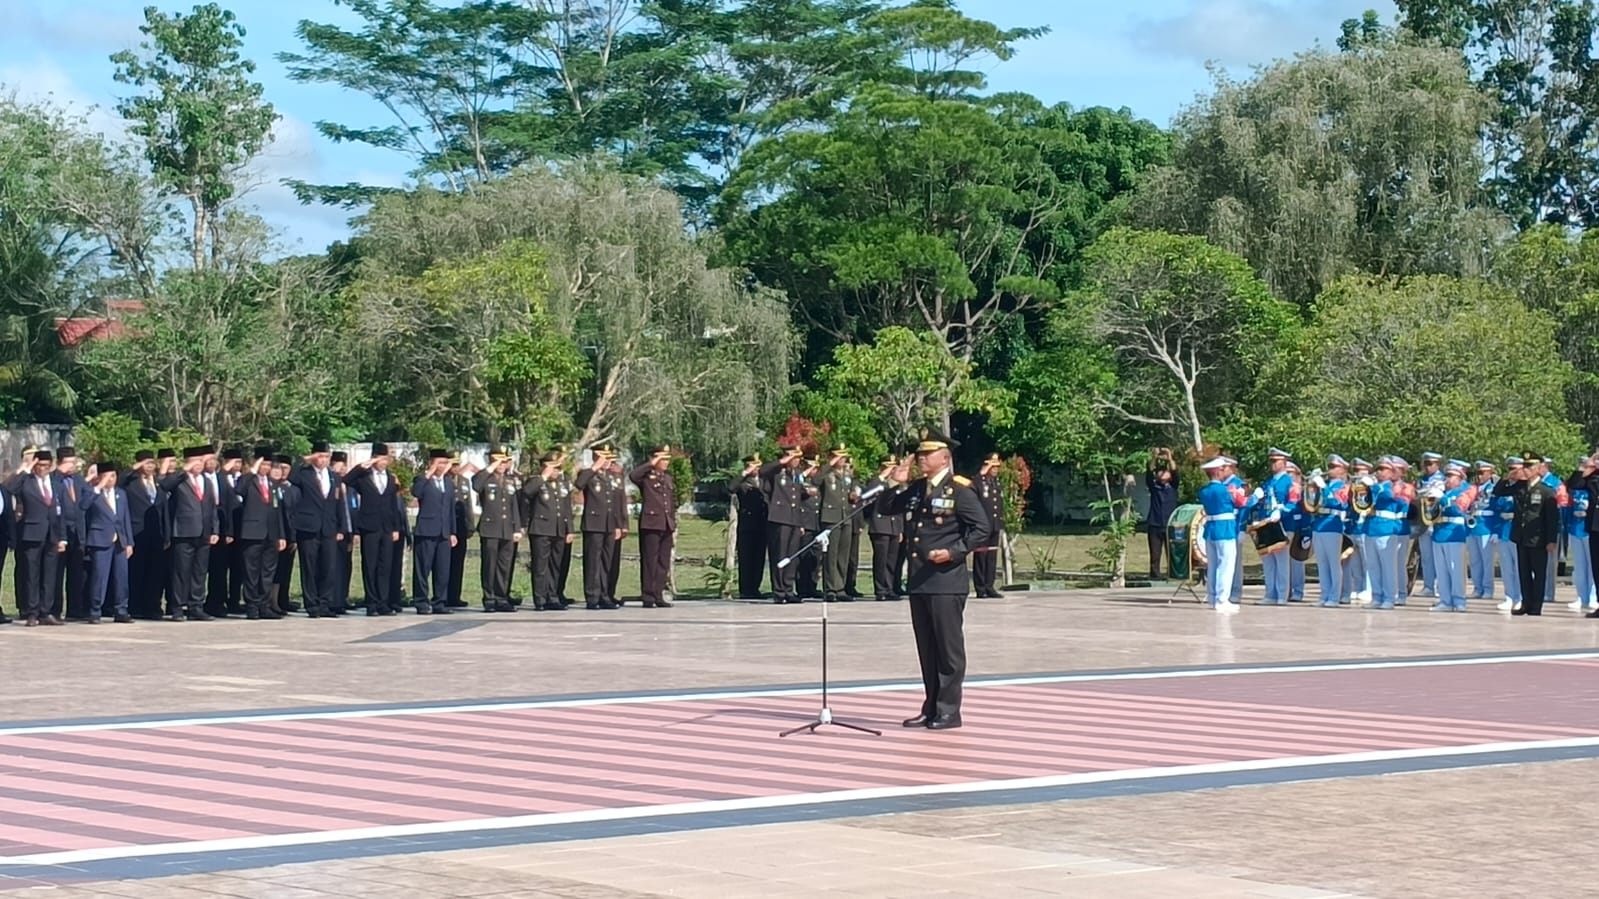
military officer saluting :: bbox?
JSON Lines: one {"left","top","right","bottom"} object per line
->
{"left": 630, "top": 445, "right": 678, "bottom": 608}
{"left": 729, "top": 454, "right": 768, "bottom": 599}
{"left": 815, "top": 445, "right": 859, "bottom": 603}
{"left": 972, "top": 453, "right": 1005, "bottom": 599}
{"left": 524, "top": 449, "right": 573, "bottom": 612}
{"left": 880, "top": 430, "right": 991, "bottom": 731}
{"left": 1507, "top": 453, "right": 1560, "bottom": 616}
{"left": 474, "top": 447, "right": 524, "bottom": 613}
{"left": 575, "top": 446, "right": 627, "bottom": 609}
{"left": 865, "top": 454, "right": 905, "bottom": 602}
{"left": 760, "top": 445, "right": 808, "bottom": 604}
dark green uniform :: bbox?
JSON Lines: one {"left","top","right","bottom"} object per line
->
{"left": 815, "top": 465, "right": 859, "bottom": 601}
{"left": 1505, "top": 473, "right": 1559, "bottom": 615}
{"left": 473, "top": 467, "right": 523, "bottom": 611}
{"left": 879, "top": 470, "right": 990, "bottom": 724}
{"left": 576, "top": 464, "right": 627, "bottom": 608}
{"left": 630, "top": 460, "right": 677, "bottom": 608}
{"left": 522, "top": 472, "right": 571, "bottom": 610}
{"left": 760, "top": 460, "right": 808, "bottom": 602}
{"left": 866, "top": 475, "right": 904, "bottom": 600}
{"left": 972, "top": 473, "right": 1004, "bottom": 597}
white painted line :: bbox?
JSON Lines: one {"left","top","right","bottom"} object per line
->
{"left": 5, "top": 736, "right": 1596, "bottom": 867}
{"left": 0, "top": 651, "right": 1592, "bottom": 738}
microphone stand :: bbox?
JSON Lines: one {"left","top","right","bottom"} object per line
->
{"left": 777, "top": 486, "right": 884, "bottom": 738}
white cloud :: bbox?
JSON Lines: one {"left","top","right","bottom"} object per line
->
{"left": 1128, "top": 0, "right": 1396, "bottom": 67}
{"left": 0, "top": 57, "right": 127, "bottom": 139}
{"left": 0, "top": 4, "right": 142, "bottom": 53}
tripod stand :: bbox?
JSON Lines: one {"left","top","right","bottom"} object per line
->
{"left": 777, "top": 498, "right": 883, "bottom": 738}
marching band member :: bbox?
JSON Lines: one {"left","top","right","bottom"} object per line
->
{"left": 1494, "top": 457, "right": 1525, "bottom": 612}
{"left": 1368, "top": 457, "right": 1409, "bottom": 610}
{"left": 1392, "top": 458, "right": 1417, "bottom": 604}
{"left": 1344, "top": 458, "right": 1373, "bottom": 605}
{"left": 1199, "top": 457, "right": 1246, "bottom": 613}
{"left": 1467, "top": 462, "right": 1497, "bottom": 601}
{"left": 1224, "top": 457, "right": 1246, "bottom": 604}
{"left": 1428, "top": 461, "right": 1474, "bottom": 612}
{"left": 1566, "top": 455, "right": 1595, "bottom": 613}
{"left": 1284, "top": 462, "right": 1308, "bottom": 601}
{"left": 1414, "top": 452, "right": 1445, "bottom": 598}
{"left": 1312, "top": 455, "right": 1350, "bottom": 608}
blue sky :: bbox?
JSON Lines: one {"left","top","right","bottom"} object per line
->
{"left": 0, "top": 0, "right": 1395, "bottom": 255}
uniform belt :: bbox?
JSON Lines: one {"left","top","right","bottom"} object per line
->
{"left": 1374, "top": 510, "right": 1405, "bottom": 520}
{"left": 1499, "top": 513, "right": 1514, "bottom": 520}
{"left": 1316, "top": 509, "right": 1345, "bottom": 518}
{"left": 1206, "top": 512, "right": 1236, "bottom": 521}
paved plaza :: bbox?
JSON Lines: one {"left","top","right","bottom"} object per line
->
{"left": 1, "top": 588, "right": 1598, "bottom": 898}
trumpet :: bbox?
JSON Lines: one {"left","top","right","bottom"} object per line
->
{"left": 1350, "top": 475, "right": 1376, "bottom": 517}
{"left": 1465, "top": 485, "right": 1490, "bottom": 530}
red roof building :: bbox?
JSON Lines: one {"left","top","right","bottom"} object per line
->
{"left": 56, "top": 299, "right": 144, "bottom": 347}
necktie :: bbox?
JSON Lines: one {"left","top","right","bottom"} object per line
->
{"left": 320, "top": 470, "right": 329, "bottom": 497}
{"left": 41, "top": 477, "right": 52, "bottom": 504}
{"left": 192, "top": 476, "right": 204, "bottom": 500}
{"left": 66, "top": 478, "right": 75, "bottom": 503}
{"left": 259, "top": 478, "right": 269, "bottom": 502}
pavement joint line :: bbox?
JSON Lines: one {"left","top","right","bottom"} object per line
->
{"left": 0, "top": 648, "right": 1594, "bottom": 737}
{"left": 4, "top": 735, "right": 1599, "bottom": 868}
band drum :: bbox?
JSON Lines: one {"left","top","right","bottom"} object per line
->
{"left": 1166, "top": 504, "right": 1206, "bottom": 581}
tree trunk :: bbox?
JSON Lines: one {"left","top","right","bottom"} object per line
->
{"left": 1182, "top": 378, "right": 1204, "bottom": 454}
{"left": 722, "top": 503, "right": 739, "bottom": 599}
{"left": 190, "top": 198, "right": 207, "bottom": 272}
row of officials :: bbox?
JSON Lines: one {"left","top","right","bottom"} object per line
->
{"left": 728, "top": 444, "right": 1006, "bottom": 604}
{"left": 0, "top": 441, "right": 691, "bottom": 626}
{"left": 1195, "top": 448, "right": 1599, "bottom": 617}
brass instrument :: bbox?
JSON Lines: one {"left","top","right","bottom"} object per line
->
{"left": 1419, "top": 485, "right": 1445, "bottom": 527}
{"left": 1302, "top": 469, "right": 1325, "bottom": 514}
{"left": 1350, "top": 475, "right": 1376, "bottom": 517}
{"left": 1465, "top": 483, "right": 1490, "bottom": 530}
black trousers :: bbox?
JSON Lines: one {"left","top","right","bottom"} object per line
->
{"left": 275, "top": 545, "right": 295, "bottom": 609}
{"left": 359, "top": 531, "right": 394, "bottom": 608}
{"left": 240, "top": 540, "right": 277, "bottom": 615}
{"left": 205, "top": 538, "right": 232, "bottom": 614}
{"left": 736, "top": 518, "right": 766, "bottom": 597}
{"left": 870, "top": 533, "right": 901, "bottom": 598}
{"left": 797, "top": 540, "right": 820, "bottom": 598}
{"left": 532, "top": 535, "right": 564, "bottom": 608}
{"left": 0, "top": 543, "right": 7, "bottom": 616}
{"left": 821, "top": 521, "right": 852, "bottom": 595}
{"left": 296, "top": 533, "right": 335, "bottom": 614}
{"left": 15, "top": 540, "right": 57, "bottom": 619}
{"left": 388, "top": 538, "right": 406, "bottom": 610}
{"left": 582, "top": 531, "right": 616, "bottom": 604}
{"left": 638, "top": 529, "right": 673, "bottom": 603}
{"left": 128, "top": 535, "right": 162, "bottom": 618}
{"left": 1148, "top": 527, "right": 1169, "bottom": 579}
{"left": 480, "top": 537, "right": 516, "bottom": 605}
{"left": 971, "top": 543, "right": 999, "bottom": 595}
{"left": 448, "top": 537, "right": 468, "bottom": 604}
{"left": 333, "top": 540, "right": 353, "bottom": 610}
{"left": 910, "top": 593, "right": 967, "bottom": 719}
{"left": 558, "top": 540, "right": 572, "bottom": 600}
{"left": 55, "top": 536, "right": 87, "bottom": 619}
{"left": 845, "top": 524, "right": 862, "bottom": 596}
{"left": 768, "top": 523, "right": 803, "bottom": 598}
{"left": 1518, "top": 544, "right": 1550, "bottom": 614}
{"left": 169, "top": 538, "right": 209, "bottom": 612}
{"left": 412, "top": 535, "right": 451, "bottom": 607}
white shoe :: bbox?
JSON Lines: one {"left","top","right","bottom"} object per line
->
{"left": 1497, "top": 599, "right": 1514, "bottom": 611}
{"left": 1569, "top": 600, "right": 1584, "bottom": 611}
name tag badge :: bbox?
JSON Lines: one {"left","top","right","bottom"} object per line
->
{"left": 931, "top": 497, "right": 954, "bottom": 511}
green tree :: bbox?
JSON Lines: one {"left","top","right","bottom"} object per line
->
{"left": 1265, "top": 275, "right": 1584, "bottom": 463}
{"left": 1392, "top": 0, "right": 1599, "bottom": 227}
{"left": 994, "top": 304, "right": 1117, "bottom": 465}
{"left": 1130, "top": 42, "right": 1503, "bottom": 309}
{"left": 75, "top": 411, "right": 147, "bottom": 467}
{"left": 1080, "top": 228, "right": 1298, "bottom": 454}
{"left": 113, "top": 3, "right": 279, "bottom": 271}
{"left": 817, "top": 326, "right": 1013, "bottom": 446}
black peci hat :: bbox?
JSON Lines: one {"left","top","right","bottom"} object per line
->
{"left": 135, "top": 450, "right": 155, "bottom": 462}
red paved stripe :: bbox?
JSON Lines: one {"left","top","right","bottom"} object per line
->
{"left": 0, "top": 659, "right": 1593, "bottom": 858}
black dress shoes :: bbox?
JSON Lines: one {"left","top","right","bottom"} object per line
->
{"left": 926, "top": 714, "right": 962, "bottom": 730}
{"left": 114, "top": 614, "right": 134, "bottom": 623}
{"left": 902, "top": 715, "right": 931, "bottom": 728}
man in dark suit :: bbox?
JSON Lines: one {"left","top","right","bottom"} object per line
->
{"left": 630, "top": 445, "right": 678, "bottom": 609}
{"left": 161, "top": 445, "right": 220, "bottom": 621}
{"left": 879, "top": 430, "right": 990, "bottom": 730}
{"left": 575, "top": 446, "right": 626, "bottom": 609}
{"left": 81, "top": 462, "right": 134, "bottom": 623}
{"left": 447, "top": 458, "right": 475, "bottom": 608}
{"left": 971, "top": 453, "right": 1005, "bottom": 598}
{"left": 271, "top": 454, "right": 298, "bottom": 614}
{"left": 474, "top": 448, "right": 524, "bottom": 612}
{"left": 234, "top": 449, "right": 287, "bottom": 620}
{"left": 760, "top": 445, "right": 807, "bottom": 604}
{"left": 52, "top": 447, "right": 89, "bottom": 619}
{"left": 121, "top": 450, "right": 164, "bottom": 619}
{"left": 329, "top": 451, "right": 355, "bottom": 614}
{"left": 0, "top": 456, "right": 12, "bottom": 622}
{"left": 866, "top": 455, "right": 905, "bottom": 602}
{"left": 204, "top": 448, "right": 246, "bottom": 617}
{"left": 344, "top": 443, "right": 404, "bottom": 614}
{"left": 288, "top": 443, "right": 344, "bottom": 618}
{"left": 1508, "top": 452, "right": 1562, "bottom": 617}
{"left": 411, "top": 449, "right": 458, "bottom": 615}
{"left": 729, "top": 454, "right": 767, "bottom": 598}
{"left": 7, "top": 448, "right": 62, "bottom": 626}
{"left": 523, "top": 449, "right": 573, "bottom": 611}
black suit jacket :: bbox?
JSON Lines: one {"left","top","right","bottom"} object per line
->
{"left": 522, "top": 474, "right": 572, "bottom": 538}
{"left": 4, "top": 473, "right": 64, "bottom": 544}
{"left": 344, "top": 465, "right": 402, "bottom": 534}
{"left": 160, "top": 472, "right": 217, "bottom": 541}
{"left": 121, "top": 472, "right": 164, "bottom": 541}
{"left": 234, "top": 473, "right": 286, "bottom": 542}
{"left": 412, "top": 474, "right": 457, "bottom": 540}
{"left": 575, "top": 468, "right": 627, "bottom": 533}
{"left": 287, "top": 464, "right": 342, "bottom": 537}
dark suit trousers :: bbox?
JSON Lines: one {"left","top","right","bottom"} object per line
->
{"left": 797, "top": 540, "right": 820, "bottom": 598}
{"left": 971, "top": 542, "right": 998, "bottom": 594}
{"left": 871, "top": 534, "right": 901, "bottom": 599}
{"left": 448, "top": 538, "right": 467, "bottom": 604}
{"left": 88, "top": 545, "right": 129, "bottom": 618}
{"left": 387, "top": 537, "right": 406, "bottom": 610}
{"left": 638, "top": 529, "right": 673, "bottom": 602}
{"left": 1519, "top": 545, "right": 1550, "bottom": 614}
{"left": 846, "top": 524, "right": 862, "bottom": 595}
{"left": 169, "top": 538, "right": 208, "bottom": 611}
{"left": 821, "top": 521, "right": 851, "bottom": 595}
{"left": 333, "top": 541, "right": 353, "bottom": 610}
{"left": 736, "top": 519, "right": 766, "bottom": 597}
{"left": 480, "top": 537, "right": 515, "bottom": 605}
{"left": 275, "top": 545, "right": 295, "bottom": 608}
{"left": 16, "top": 540, "right": 57, "bottom": 619}
{"left": 909, "top": 593, "right": 967, "bottom": 719}
{"left": 206, "top": 540, "right": 230, "bottom": 612}
{"left": 532, "top": 536, "right": 563, "bottom": 607}
{"left": 412, "top": 536, "right": 450, "bottom": 607}
{"left": 558, "top": 540, "right": 573, "bottom": 599}
{"left": 768, "top": 524, "right": 803, "bottom": 598}
{"left": 128, "top": 535, "right": 159, "bottom": 618}
{"left": 359, "top": 531, "right": 393, "bottom": 607}
{"left": 241, "top": 540, "right": 277, "bottom": 614}
{"left": 296, "top": 533, "right": 335, "bottom": 613}
{"left": 582, "top": 532, "right": 611, "bottom": 604}
{"left": 0, "top": 543, "right": 7, "bottom": 615}
{"left": 55, "top": 536, "right": 87, "bottom": 619}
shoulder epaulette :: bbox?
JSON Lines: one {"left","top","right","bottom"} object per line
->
{"left": 953, "top": 475, "right": 972, "bottom": 487}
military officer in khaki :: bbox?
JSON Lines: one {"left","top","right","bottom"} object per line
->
{"left": 576, "top": 446, "right": 627, "bottom": 609}
{"left": 523, "top": 449, "right": 573, "bottom": 611}
{"left": 630, "top": 445, "right": 677, "bottom": 608}
{"left": 881, "top": 430, "right": 990, "bottom": 730}
{"left": 815, "top": 445, "right": 860, "bottom": 602}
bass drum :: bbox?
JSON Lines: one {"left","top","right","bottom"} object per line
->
{"left": 1250, "top": 519, "right": 1291, "bottom": 556}
{"left": 1165, "top": 504, "right": 1206, "bottom": 582}
{"left": 1288, "top": 530, "right": 1314, "bottom": 562}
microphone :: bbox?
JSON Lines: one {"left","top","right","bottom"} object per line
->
{"left": 856, "top": 481, "right": 887, "bottom": 504}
